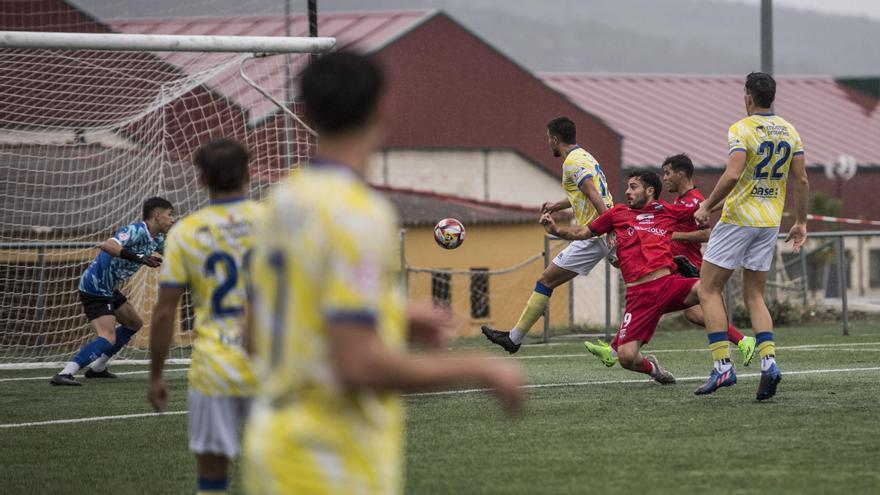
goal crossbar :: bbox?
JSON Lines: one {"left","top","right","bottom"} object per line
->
{"left": 0, "top": 30, "right": 336, "bottom": 53}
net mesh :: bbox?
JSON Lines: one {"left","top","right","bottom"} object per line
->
{"left": 0, "top": 44, "right": 313, "bottom": 364}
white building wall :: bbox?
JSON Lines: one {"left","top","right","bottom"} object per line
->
{"left": 367, "top": 149, "right": 560, "bottom": 208}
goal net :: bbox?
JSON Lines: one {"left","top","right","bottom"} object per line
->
{"left": 0, "top": 31, "right": 332, "bottom": 366}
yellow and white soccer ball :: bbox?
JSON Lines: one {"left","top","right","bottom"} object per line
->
{"left": 433, "top": 218, "right": 465, "bottom": 249}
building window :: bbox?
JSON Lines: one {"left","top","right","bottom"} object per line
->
{"left": 871, "top": 250, "right": 880, "bottom": 288}
{"left": 470, "top": 268, "right": 489, "bottom": 319}
{"left": 431, "top": 271, "right": 451, "bottom": 308}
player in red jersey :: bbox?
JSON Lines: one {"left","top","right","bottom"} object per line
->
{"left": 662, "top": 154, "right": 756, "bottom": 365}
{"left": 541, "top": 169, "right": 701, "bottom": 384}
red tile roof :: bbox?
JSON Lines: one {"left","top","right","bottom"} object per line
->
{"left": 108, "top": 11, "right": 436, "bottom": 122}
{"left": 541, "top": 73, "right": 880, "bottom": 169}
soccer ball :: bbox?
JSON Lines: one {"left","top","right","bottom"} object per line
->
{"left": 434, "top": 218, "right": 465, "bottom": 249}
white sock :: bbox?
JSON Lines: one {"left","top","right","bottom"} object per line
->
{"left": 610, "top": 349, "right": 618, "bottom": 358}
{"left": 761, "top": 356, "right": 776, "bottom": 372}
{"left": 60, "top": 362, "right": 81, "bottom": 376}
{"left": 509, "top": 328, "right": 525, "bottom": 344}
{"left": 90, "top": 354, "right": 111, "bottom": 372}
{"left": 714, "top": 359, "right": 733, "bottom": 373}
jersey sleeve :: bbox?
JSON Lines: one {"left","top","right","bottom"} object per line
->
{"left": 111, "top": 223, "right": 139, "bottom": 247}
{"left": 565, "top": 159, "right": 594, "bottom": 188}
{"left": 791, "top": 127, "right": 805, "bottom": 156}
{"left": 158, "top": 226, "right": 188, "bottom": 288}
{"left": 668, "top": 202, "right": 702, "bottom": 227}
{"left": 321, "top": 205, "right": 388, "bottom": 326}
{"left": 728, "top": 123, "right": 747, "bottom": 155}
{"left": 588, "top": 205, "right": 616, "bottom": 235}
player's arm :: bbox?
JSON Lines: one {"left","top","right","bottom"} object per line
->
{"left": 539, "top": 212, "right": 594, "bottom": 240}
{"left": 147, "top": 229, "right": 187, "bottom": 412}
{"left": 100, "top": 228, "right": 162, "bottom": 267}
{"left": 148, "top": 285, "right": 184, "bottom": 412}
{"left": 578, "top": 177, "right": 608, "bottom": 215}
{"left": 785, "top": 152, "right": 809, "bottom": 253}
{"left": 542, "top": 198, "right": 571, "bottom": 213}
{"left": 697, "top": 150, "right": 746, "bottom": 219}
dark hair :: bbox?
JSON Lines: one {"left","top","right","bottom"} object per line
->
{"left": 143, "top": 197, "right": 173, "bottom": 220}
{"left": 194, "top": 139, "right": 250, "bottom": 193}
{"left": 745, "top": 71, "right": 776, "bottom": 108}
{"left": 300, "top": 51, "right": 384, "bottom": 134}
{"left": 662, "top": 153, "right": 694, "bottom": 178}
{"left": 627, "top": 168, "right": 662, "bottom": 200}
{"left": 547, "top": 116, "right": 576, "bottom": 144}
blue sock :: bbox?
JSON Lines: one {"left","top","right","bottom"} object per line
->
{"left": 72, "top": 337, "right": 114, "bottom": 368}
{"left": 106, "top": 326, "right": 137, "bottom": 357}
{"left": 197, "top": 477, "right": 228, "bottom": 493}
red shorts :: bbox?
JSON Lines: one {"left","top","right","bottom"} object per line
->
{"left": 611, "top": 274, "right": 698, "bottom": 350}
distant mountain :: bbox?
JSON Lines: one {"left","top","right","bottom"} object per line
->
{"left": 71, "top": 0, "right": 880, "bottom": 76}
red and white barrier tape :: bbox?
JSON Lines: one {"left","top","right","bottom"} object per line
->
{"left": 783, "top": 212, "right": 880, "bottom": 226}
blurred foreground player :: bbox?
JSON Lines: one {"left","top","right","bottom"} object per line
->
{"left": 243, "top": 51, "right": 524, "bottom": 494}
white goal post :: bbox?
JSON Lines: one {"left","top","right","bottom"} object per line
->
{"left": 0, "top": 31, "right": 334, "bottom": 367}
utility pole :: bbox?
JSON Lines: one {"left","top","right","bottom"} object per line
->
{"left": 761, "top": 0, "right": 773, "bottom": 74}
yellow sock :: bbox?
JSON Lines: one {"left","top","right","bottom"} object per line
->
{"left": 757, "top": 341, "right": 775, "bottom": 358}
{"left": 710, "top": 341, "right": 731, "bottom": 361}
{"left": 756, "top": 331, "right": 775, "bottom": 359}
{"left": 708, "top": 331, "right": 730, "bottom": 361}
{"left": 513, "top": 289, "right": 551, "bottom": 333}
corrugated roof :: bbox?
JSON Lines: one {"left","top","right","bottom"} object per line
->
{"left": 109, "top": 11, "right": 436, "bottom": 122}
{"left": 375, "top": 186, "right": 555, "bottom": 228}
{"left": 541, "top": 73, "right": 880, "bottom": 169}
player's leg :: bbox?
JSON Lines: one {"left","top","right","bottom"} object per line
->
{"left": 51, "top": 299, "right": 118, "bottom": 385}
{"left": 694, "top": 264, "right": 740, "bottom": 395}
{"left": 742, "top": 268, "right": 781, "bottom": 400}
{"left": 189, "top": 390, "right": 248, "bottom": 495}
{"left": 616, "top": 340, "right": 675, "bottom": 384}
{"left": 88, "top": 294, "right": 143, "bottom": 377}
{"left": 682, "top": 303, "right": 755, "bottom": 365}
{"left": 482, "top": 238, "right": 607, "bottom": 353}
{"left": 196, "top": 454, "right": 230, "bottom": 495}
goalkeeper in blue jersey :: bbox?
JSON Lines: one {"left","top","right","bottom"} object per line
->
{"left": 51, "top": 197, "right": 175, "bottom": 386}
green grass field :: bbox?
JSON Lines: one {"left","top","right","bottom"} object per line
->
{"left": 2, "top": 320, "right": 879, "bottom": 494}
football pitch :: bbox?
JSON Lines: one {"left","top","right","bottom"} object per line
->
{"left": 2, "top": 321, "right": 879, "bottom": 494}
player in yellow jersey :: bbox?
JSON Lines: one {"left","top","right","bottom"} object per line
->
{"left": 482, "top": 116, "right": 613, "bottom": 353}
{"left": 693, "top": 72, "right": 810, "bottom": 400}
{"left": 147, "top": 139, "right": 260, "bottom": 495}
{"left": 242, "top": 51, "right": 524, "bottom": 495}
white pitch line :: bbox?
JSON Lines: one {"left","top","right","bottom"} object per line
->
{"left": 506, "top": 348, "right": 880, "bottom": 360}
{"left": 0, "top": 367, "right": 188, "bottom": 383}
{"left": 5, "top": 366, "right": 880, "bottom": 429}
{"left": 406, "top": 366, "right": 880, "bottom": 397}
{"left": 0, "top": 411, "right": 187, "bottom": 429}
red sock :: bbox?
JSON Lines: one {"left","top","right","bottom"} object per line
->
{"left": 727, "top": 324, "right": 744, "bottom": 344}
{"left": 637, "top": 358, "right": 654, "bottom": 375}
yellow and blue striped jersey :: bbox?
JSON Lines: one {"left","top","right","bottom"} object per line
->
{"left": 159, "top": 198, "right": 261, "bottom": 397}
{"left": 562, "top": 146, "right": 613, "bottom": 226}
{"left": 244, "top": 163, "right": 406, "bottom": 494}
{"left": 721, "top": 113, "right": 804, "bottom": 227}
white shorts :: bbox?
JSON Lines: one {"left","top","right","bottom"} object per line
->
{"left": 704, "top": 221, "right": 779, "bottom": 272}
{"left": 552, "top": 238, "right": 609, "bottom": 275}
{"left": 188, "top": 388, "right": 252, "bottom": 458}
